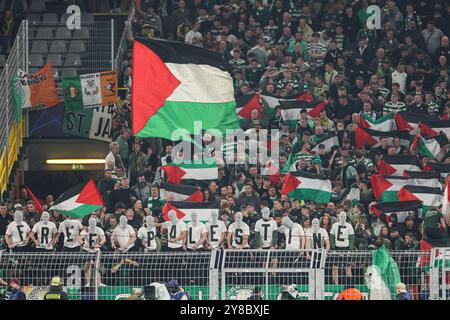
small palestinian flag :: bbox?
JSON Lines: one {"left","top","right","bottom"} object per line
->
{"left": 420, "top": 120, "right": 450, "bottom": 138}
{"left": 311, "top": 132, "right": 340, "bottom": 153}
{"left": 235, "top": 94, "right": 262, "bottom": 122}
{"left": 359, "top": 113, "right": 396, "bottom": 132}
{"left": 132, "top": 38, "right": 239, "bottom": 140}
{"left": 162, "top": 160, "right": 218, "bottom": 184}
{"left": 377, "top": 155, "right": 422, "bottom": 176}
{"left": 428, "top": 162, "right": 450, "bottom": 178}
{"left": 395, "top": 112, "right": 439, "bottom": 135}
{"left": 370, "top": 174, "right": 441, "bottom": 202}
{"left": 260, "top": 93, "right": 307, "bottom": 117}
{"left": 371, "top": 200, "right": 422, "bottom": 221}
{"left": 162, "top": 201, "right": 219, "bottom": 222}
{"left": 160, "top": 183, "right": 203, "bottom": 202}
{"left": 411, "top": 134, "right": 447, "bottom": 161}
{"left": 51, "top": 179, "right": 104, "bottom": 218}
{"left": 403, "top": 170, "right": 441, "bottom": 180}
{"left": 398, "top": 185, "right": 443, "bottom": 213}
{"left": 278, "top": 100, "right": 312, "bottom": 128}
{"left": 281, "top": 171, "right": 332, "bottom": 203}
{"left": 340, "top": 184, "right": 360, "bottom": 205}
{"left": 354, "top": 126, "right": 410, "bottom": 149}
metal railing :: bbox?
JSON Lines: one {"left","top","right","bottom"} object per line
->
{"left": 0, "top": 20, "right": 28, "bottom": 197}
{"left": 0, "top": 248, "right": 446, "bottom": 300}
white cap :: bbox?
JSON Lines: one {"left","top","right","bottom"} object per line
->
{"left": 13, "top": 203, "right": 22, "bottom": 209}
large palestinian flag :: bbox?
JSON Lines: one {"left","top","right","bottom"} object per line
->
{"left": 162, "top": 160, "right": 218, "bottom": 184}
{"left": 398, "top": 185, "right": 443, "bottom": 213}
{"left": 354, "top": 127, "right": 410, "bottom": 149}
{"left": 395, "top": 112, "right": 438, "bottom": 135}
{"left": 281, "top": 171, "right": 332, "bottom": 203}
{"left": 50, "top": 179, "right": 104, "bottom": 218}
{"left": 377, "top": 155, "right": 422, "bottom": 176}
{"left": 160, "top": 182, "right": 203, "bottom": 202}
{"left": 132, "top": 38, "right": 239, "bottom": 140}
{"left": 162, "top": 201, "right": 218, "bottom": 222}
{"left": 370, "top": 174, "right": 441, "bottom": 202}
{"left": 260, "top": 93, "right": 315, "bottom": 118}
{"left": 359, "top": 113, "right": 396, "bottom": 131}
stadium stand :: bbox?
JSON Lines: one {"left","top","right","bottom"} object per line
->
{"left": 0, "top": 0, "right": 450, "bottom": 301}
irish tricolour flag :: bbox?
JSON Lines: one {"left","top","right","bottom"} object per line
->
{"left": 132, "top": 38, "right": 239, "bottom": 140}
{"left": 162, "top": 201, "right": 218, "bottom": 222}
{"left": 281, "top": 171, "right": 332, "bottom": 203}
{"left": 50, "top": 179, "right": 104, "bottom": 218}
{"left": 162, "top": 160, "right": 218, "bottom": 184}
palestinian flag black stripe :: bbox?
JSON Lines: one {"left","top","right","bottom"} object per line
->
{"left": 167, "top": 201, "right": 218, "bottom": 209}
{"left": 372, "top": 200, "right": 422, "bottom": 215}
{"left": 135, "top": 37, "right": 227, "bottom": 70}
{"left": 404, "top": 171, "right": 441, "bottom": 180}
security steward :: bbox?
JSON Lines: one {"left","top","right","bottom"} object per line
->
{"left": 43, "top": 277, "right": 69, "bottom": 300}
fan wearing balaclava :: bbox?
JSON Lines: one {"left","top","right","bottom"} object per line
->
{"left": 5, "top": 211, "right": 31, "bottom": 252}
{"left": 205, "top": 210, "right": 227, "bottom": 250}
{"left": 58, "top": 216, "right": 84, "bottom": 252}
{"left": 330, "top": 211, "right": 355, "bottom": 250}
{"left": 112, "top": 215, "right": 137, "bottom": 252}
{"left": 162, "top": 210, "right": 187, "bottom": 251}
{"left": 227, "top": 212, "right": 250, "bottom": 249}
{"left": 137, "top": 216, "right": 157, "bottom": 253}
{"left": 185, "top": 211, "right": 208, "bottom": 251}
{"left": 279, "top": 216, "right": 306, "bottom": 250}
{"left": 307, "top": 218, "right": 330, "bottom": 251}
{"left": 81, "top": 217, "right": 106, "bottom": 252}
{"left": 254, "top": 207, "right": 278, "bottom": 249}
{"left": 30, "top": 211, "right": 58, "bottom": 251}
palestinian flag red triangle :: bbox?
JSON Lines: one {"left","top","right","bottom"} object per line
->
{"left": 296, "top": 91, "right": 314, "bottom": 102}
{"left": 132, "top": 40, "right": 181, "bottom": 135}
{"left": 281, "top": 172, "right": 301, "bottom": 195}
{"left": 377, "top": 159, "right": 397, "bottom": 176}
{"left": 162, "top": 165, "right": 187, "bottom": 184}
{"left": 236, "top": 94, "right": 262, "bottom": 119}
{"left": 419, "top": 122, "right": 438, "bottom": 138}
{"left": 397, "top": 187, "right": 420, "bottom": 202}
{"left": 394, "top": 112, "right": 414, "bottom": 132}
{"left": 354, "top": 126, "right": 378, "bottom": 149}
{"left": 358, "top": 116, "right": 371, "bottom": 129}
{"left": 370, "top": 175, "right": 393, "bottom": 200}
{"left": 307, "top": 101, "right": 326, "bottom": 118}
{"left": 76, "top": 179, "right": 104, "bottom": 206}
{"left": 162, "top": 202, "right": 186, "bottom": 221}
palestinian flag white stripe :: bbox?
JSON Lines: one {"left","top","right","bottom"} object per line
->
{"left": 181, "top": 165, "right": 218, "bottom": 180}
{"left": 312, "top": 133, "right": 339, "bottom": 153}
{"left": 282, "top": 172, "right": 332, "bottom": 203}
{"left": 165, "top": 63, "right": 234, "bottom": 103}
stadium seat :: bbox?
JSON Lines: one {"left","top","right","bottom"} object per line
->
{"left": 27, "top": 13, "right": 42, "bottom": 25}
{"left": 42, "top": 13, "right": 59, "bottom": 24}
{"left": 29, "top": 0, "right": 46, "bottom": 13}
{"left": 55, "top": 27, "right": 72, "bottom": 40}
{"left": 0, "top": 54, "right": 5, "bottom": 68}
{"left": 49, "top": 40, "right": 67, "bottom": 53}
{"left": 29, "top": 54, "right": 44, "bottom": 67}
{"left": 31, "top": 40, "right": 48, "bottom": 54}
{"left": 73, "top": 28, "right": 90, "bottom": 39}
{"left": 35, "top": 27, "right": 54, "bottom": 40}
{"left": 64, "top": 53, "right": 81, "bottom": 67}
{"left": 68, "top": 40, "right": 85, "bottom": 53}
{"left": 61, "top": 67, "right": 77, "bottom": 78}
{"left": 47, "top": 54, "right": 63, "bottom": 67}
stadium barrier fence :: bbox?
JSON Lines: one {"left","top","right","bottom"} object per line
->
{"left": 0, "top": 248, "right": 448, "bottom": 300}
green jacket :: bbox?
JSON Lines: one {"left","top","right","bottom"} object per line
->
{"left": 128, "top": 151, "right": 148, "bottom": 178}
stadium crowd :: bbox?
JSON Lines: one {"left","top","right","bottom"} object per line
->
{"left": 1, "top": 0, "right": 450, "bottom": 258}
